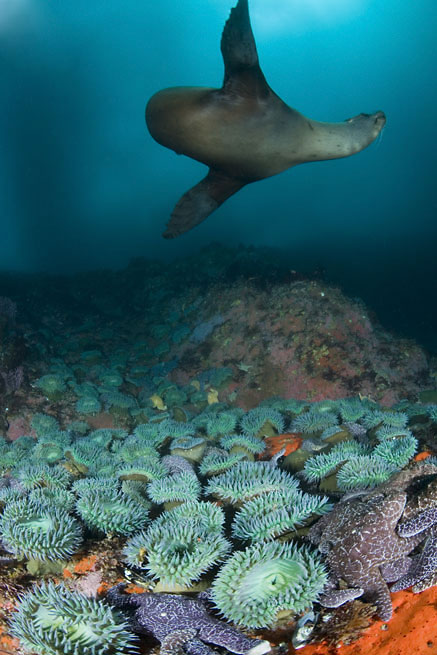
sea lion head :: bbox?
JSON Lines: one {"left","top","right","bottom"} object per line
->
{"left": 344, "top": 110, "right": 386, "bottom": 150}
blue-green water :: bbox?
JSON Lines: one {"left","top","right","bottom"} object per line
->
{"left": 0, "top": 0, "right": 436, "bottom": 350}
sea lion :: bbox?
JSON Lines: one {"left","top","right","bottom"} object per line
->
{"left": 146, "top": 0, "right": 386, "bottom": 239}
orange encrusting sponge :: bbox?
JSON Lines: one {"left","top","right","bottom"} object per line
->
{"left": 293, "top": 587, "right": 437, "bottom": 655}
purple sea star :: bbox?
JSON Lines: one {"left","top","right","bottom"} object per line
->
{"left": 106, "top": 584, "right": 271, "bottom": 655}
{"left": 308, "top": 490, "right": 424, "bottom": 621}
{"left": 390, "top": 473, "right": 437, "bottom": 592}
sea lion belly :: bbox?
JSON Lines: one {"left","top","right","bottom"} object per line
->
{"left": 146, "top": 86, "right": 306, "bottom": 180}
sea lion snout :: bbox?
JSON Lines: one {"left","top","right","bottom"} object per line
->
{"left": 373, "top": 110, "right": 386, "bottom": 127}
{"left": 346, "top": 110, "right": 386, "bottom": 142}
{"left": 346, "top": 111, "right": 386, "bottom": 126}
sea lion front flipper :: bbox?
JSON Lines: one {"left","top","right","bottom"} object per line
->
{"left": 163, "top": 169, "right": 245, "bottom": 239}
{"left": 220, "top": 0, "right": 270, "bottom": 99}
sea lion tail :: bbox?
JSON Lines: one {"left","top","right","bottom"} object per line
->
{"left": 163, "top": 169, "right": 245, "bottom": 239}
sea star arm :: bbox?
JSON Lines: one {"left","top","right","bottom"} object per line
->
{"left": 105, "top": 583, "right": 140, "bottom": 609}
{"left": 380, "top": 556, "right": 412, "bottom": 582}
{"left": 391, "top": 528, "right": 437, "bottom": 593}
{"left": 318, "top": 587, "right": 364, "bottom": 608}
{"left": 397, "top": 507, "right": 437, "bottom": 537}
{"left": 364, "top": 570, "right": 394, "bottom": 622}
{"left": 197, "top": 617, "right": 271, "bottom": 655}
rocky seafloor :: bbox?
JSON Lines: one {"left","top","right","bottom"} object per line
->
{"left": 0, "top": 243, "right": 436, "bottom": 655}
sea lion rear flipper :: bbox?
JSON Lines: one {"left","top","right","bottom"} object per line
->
{"left": 220, "top": 0, "right": 270, "bottom": 99}
{"left": 163, "top": 169, "right": 244, "bottom": 239}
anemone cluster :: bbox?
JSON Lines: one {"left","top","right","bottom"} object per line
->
{"left": 298, "top": 402, "right": 419, "bottom": 491}
{"left": 3, "top": 390, "right": 434, "bottom": 653}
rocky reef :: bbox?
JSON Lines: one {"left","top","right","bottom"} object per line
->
{"left": 0, "top": 244, "right": 436, "bottom": 655}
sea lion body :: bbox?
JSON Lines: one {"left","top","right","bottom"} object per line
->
{"left": 147, "top": 87, "right": 384, "bottom": 179}
{"left": 146, "top": 0, "right": 386, "bottom": 238}
{"left": 147, "top": 86, "right": 307, "bottom": 179}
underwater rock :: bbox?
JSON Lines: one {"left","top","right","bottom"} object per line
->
{"left": 170, "top": 278, "right": 430, "bottom": 408}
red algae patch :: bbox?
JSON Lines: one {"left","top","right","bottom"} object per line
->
{"left": 294, "top": 587, "right": 437, "bottom": 655}
{"left": 6, "top": 416, "right": 30, "bottom": 441}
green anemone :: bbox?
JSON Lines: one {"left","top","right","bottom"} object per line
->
{"left": 337, "top": 397, "right": 369, "bottom": 422}
{"left": 76, "top": 488, "right": 149, "bottom": 536}
{"left": 374, "top": 425, "right": 413, "bottom": 441}
{"left": 0, "top": 444, "right": 25, "bottom": 473}
{"left": 211, "top": 541, "right": 327, "bottom": 629}
{"left": 133, "top": 423, "right": 167, "bottom": 448}
{"left": 117, "top": 456, "right": 169, "bottom": 483}
{"left": 232, "top": 489, "right": 331, "bottom": 542}
{"left": 121, "top": 480, "right": 151, "bottom": 510}
{"left": 198, "top": 450, "right": 247, "bottom": 477}
{"left": 31, "top": 413, "right": 60, "bottom": 436}
{"left": 240, "top": 407, "right": 285, "bottom": 437}
{"left": 147, "top": 471, "right": 201, "bottom": 504}
{"left": 115, "top": 435, "right": 159, "bottom": 463}
{"left": 65, "top": 443, "right": 110, "bottom": 475}
{"left": 28, "top": 487, "right": 76, "bottom": 512}
{"left": 373, "top": 435, "right": 418, "bottom": 468}
{"left": 73, "top": 381, "right": 99, "bottom": 398}
{"left": 34, "top": 374, "right": 66, "bottom": 399}
{"left": 123, "top": 518, "right": 231, "bottom": 589}
{"left": 0, "top": 486, "right": 25, "bottom": 505}
{"left": 378, "top": 411, "right": 409, "bottom": 428}
{"left": 72, "top": 477, "right": 117, "bottom": 497}
{"left": 290, "top": 409, "right": 338, "bottom": 434}
{"left": 16, "top": 464, "right": 72, "bottom": 490}
{"left": 0, "top": 499, "right": 82, "bottom": 561}
{"left": 164, "top": 500, "right": 226, "bottom": 533}
{"left": 336, "top": 455, "right": 397, "bottom": 491}
{"left": 99, "top": 371, "right": 124, "bottom": 388}
{"left": 100, "top": 390, "right": 137, "bottom": 410}
{"left": 303, "top": 441, "right": 370, "bottom": 483}
{"left": 33, "top": 437, "right": 68, "bottom": 465}
{"left": 205, "top": 460, "right": 299, "bottom": 505}
{"left": 76, "top": 395, "right": 102, "bottom": 415}
{"left": 162, "top": 386, "right": 188, "bottom": 407}
{"left": 261, "top": 397, "right": 305, "bottom": 414}
{"left": 320, "top": 426, "right": 346, "bottom": 441}
{"left": 86, "top": 428, "right": 119, "bottom": 449}
{"left": 10, "top": 581, "right": 136, "bottom": 655}
{"left": 159, "top": 418, "right": 196, "bottom": 439}
{"left": 66, "top": 420, "right": 89, "bottom": 436}
{"left": 219, "top": 434, "right": 265, "bottom": 455}
{"left": 206, "top": 411, "right": 239, "bottom": 438}
{"left": 361, "top": 408, "right": 408, "bottom": 430}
